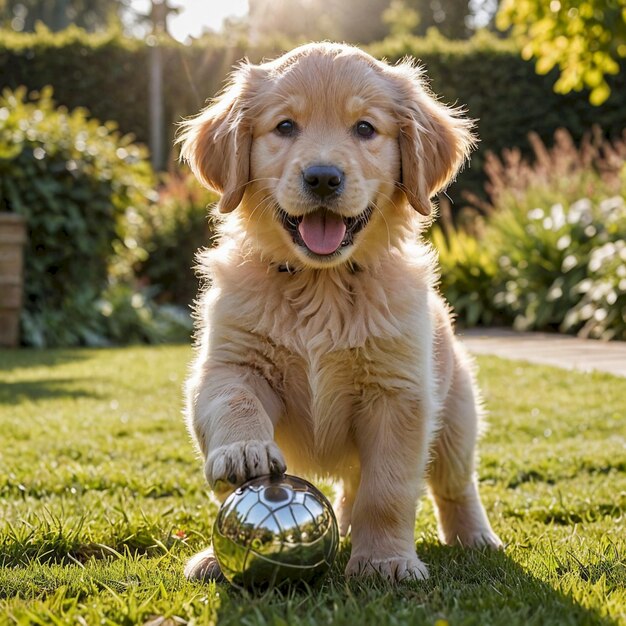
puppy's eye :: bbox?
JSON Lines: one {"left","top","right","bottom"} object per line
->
{"left": 355, "top": 121, "right": 376, "bottom": 139}
{"left": 276, "top": 119, "right": 297, "bottom": 136}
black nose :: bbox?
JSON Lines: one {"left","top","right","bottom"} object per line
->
{"left": 302, "top": 165, "right": 344, "bottom": 199}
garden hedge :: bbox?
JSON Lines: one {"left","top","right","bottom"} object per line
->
{"left": 0, "top": 86, "right": 158, "bottom": 346}
{"left": 1, "top": 27, "right": 625, "bottom": 199}
{"left": 0, "top": 27, "right": 247, "bottom": 169}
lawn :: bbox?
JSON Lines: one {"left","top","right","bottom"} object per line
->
{"left": 0, "top": 345, "right": 624, "bottom": 625}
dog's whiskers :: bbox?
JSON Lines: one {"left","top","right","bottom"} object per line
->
{"left": 363, "top": 187, "right": 401, "bottom": 214}
{"left": 241, "top": 189, "right": 275, "bottom": 226}
{"left": 243, "top": 197, "right": 274, "bottom": 242}
{"left": 371, "top": 201, "right": 392, "bottom": 251}
{"left": 229, "top": 176, "right": 280, "bottom": 195}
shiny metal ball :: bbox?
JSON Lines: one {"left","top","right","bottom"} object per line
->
{"left": 212, "top": 474, "right": 339, "bottom": 589}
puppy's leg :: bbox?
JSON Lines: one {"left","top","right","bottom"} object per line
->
{"left": 345, "top": 393, "right": 433, "bottom": 582}
{"left": 187, "top": 364, "right": 285, "bottom": 494}
{"left": 184, "top": 363, "right": 286, "bottom": 582}
{"left": 334, "top": 470, "right": 360, "bottom": 538}
{"left": 428, "top": 346, "right": 502, "bottom": 549}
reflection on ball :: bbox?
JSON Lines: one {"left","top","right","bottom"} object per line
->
{"left": 212, "top": 474, "right": 339, "bottom": 589}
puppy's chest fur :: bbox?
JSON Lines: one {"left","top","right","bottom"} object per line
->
{"left": 203, "top": 245, "right": 437, "bottom": 468}
{"left": 207, "top": 245, "right": 433, "bottom": 352}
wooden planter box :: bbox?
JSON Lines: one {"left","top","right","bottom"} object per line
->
{"left": 0, "top": 213, "right": 27, "bottom": 347}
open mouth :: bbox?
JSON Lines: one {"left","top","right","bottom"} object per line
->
{"left": 277, "top": 205, "right": 374, "bottom": 257}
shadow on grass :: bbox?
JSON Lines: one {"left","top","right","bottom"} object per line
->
{"left": 0, "top": 348, "right": 91, "bottom": 372}
{"left": 210, "top": 543, "right": 618, "bottom": 626}
{"left": 1, "top": 542, "right": 619, "bottom": 624}
{"left": 0, "top": 377, "right": 103, "bottom": 404}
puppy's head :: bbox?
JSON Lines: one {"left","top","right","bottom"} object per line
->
{"left": 179, "top": 43, "right": 475, "bottom": 268}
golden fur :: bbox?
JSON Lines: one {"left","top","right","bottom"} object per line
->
{"left": 180, "top": 42, "right": 502, "bottom": 583}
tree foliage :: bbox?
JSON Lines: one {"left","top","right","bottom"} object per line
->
{"left": 497, "top": 0, "right": 626, "bottom": 105}
{"left": 0, "top": 0, "right": 130, "bottom": 32}
{"left": 383, "top": 0, "right": 420, "bottom": 37}
{"left": 409, "top": 0, "right": 472, "bottom": 39}
{"left": 245, "top": 0, "right": 475, "bottom": 43}
{"left": 246, "top": 0, "right": 391, "bottom": 43}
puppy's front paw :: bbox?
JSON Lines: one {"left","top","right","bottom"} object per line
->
{"left": 346, "top": 553, "right": 429, "bottom": 583}
{"left": 205, "top": 440, "right": 286, "bottom": 492}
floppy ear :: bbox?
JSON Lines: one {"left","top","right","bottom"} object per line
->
{"left": 177, "top": 65, "right": 255, "bottom": 213}
{"left": 391, "top": 62, "right": 476, "bottom": 216}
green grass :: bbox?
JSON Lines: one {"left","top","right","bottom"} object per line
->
{"left": 0, "top": 345, "right": 624, "bottom": 625}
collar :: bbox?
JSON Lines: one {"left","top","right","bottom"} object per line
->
{"left": 276, "top": 262, "right": 362, "bottom": 275}
{"left": 277, "top": 263, "right": 299, "bottom": 274}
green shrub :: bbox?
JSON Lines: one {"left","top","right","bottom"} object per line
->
{"left": 431, "top": 218, "right": 501, "bottom": 327}
{"left": 96, "top": 284, "right": 192, "bottom": 345}
{"left": 133, "top": 170, "right": 219, "bottom": 307}
{"left": 436, "top": 129, "right": 626, "bottom": 340}
{"left": 0, "top": 86, "right": 167, "bottom": 346}
{"left": 564, "top": 215, "right": 626, "bottom": 340}
{"left": 490, "top": 196, "right": 626, "bottom": 338}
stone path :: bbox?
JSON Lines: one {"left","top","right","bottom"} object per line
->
{"left": 458, "top": 328, "right": 626, "bottom": 378}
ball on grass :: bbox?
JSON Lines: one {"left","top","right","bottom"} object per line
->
{"left": 212, "top": 474, "right": 339, "bottom": 589}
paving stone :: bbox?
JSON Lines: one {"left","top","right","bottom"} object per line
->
{"left": 459, "top": 328, "right": 626, "bottom": 377}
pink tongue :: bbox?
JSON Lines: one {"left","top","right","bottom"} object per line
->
{"left": 298, "top": 209, "right": 347, "bottom": 255}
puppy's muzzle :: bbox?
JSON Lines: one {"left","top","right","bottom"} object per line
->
{"left": 278, "top": 204, "right": 374, "bottom": 258}
{"left": 302, "top": 165, "right": 344, "bottom": 200}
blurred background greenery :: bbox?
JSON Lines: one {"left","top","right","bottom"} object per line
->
{"left": 0, "top": 0, "right": 625, "bottom": 346}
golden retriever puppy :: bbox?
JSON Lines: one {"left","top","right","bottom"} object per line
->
{"left": 179, "top": 42, "right": 502, "bottom": 583}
